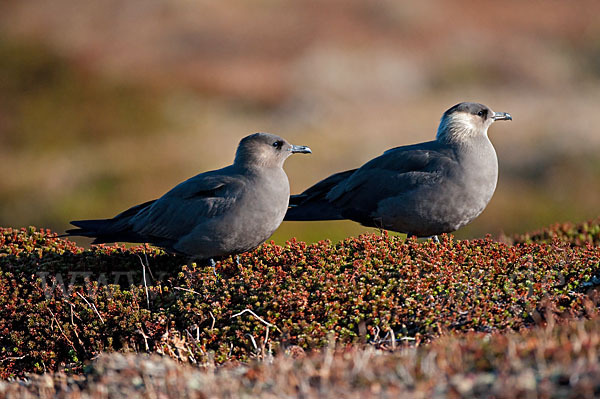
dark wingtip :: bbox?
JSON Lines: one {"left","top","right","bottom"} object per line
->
{"left": 63, "top": 219, "right": 110, "bottom": 238}
{"left": 63, "top": 227, "right": 92, "bottom": 238}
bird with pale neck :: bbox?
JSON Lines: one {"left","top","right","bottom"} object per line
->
{"left": 285, "top": 102, "right": 512, "bottom": 239}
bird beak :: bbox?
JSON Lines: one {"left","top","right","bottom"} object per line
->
{"left": 493, "top": 112, "right": 512, "bottom": 121}
{"left": 290, "top": 145, "right": 312, "bottom": 154}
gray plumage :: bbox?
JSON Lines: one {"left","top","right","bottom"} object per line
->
{"left": 285, "top": 102, "right": 512, "bottom": 237}
{"left": 66, "top": 133, "right": 311, "bottom": 258}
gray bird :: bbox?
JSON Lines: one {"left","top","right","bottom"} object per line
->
{"left": 66, "top": 133, "right": 311, "bottom": 259}
{"left": 285, "top": 102, "right": 511, "bottom": 238}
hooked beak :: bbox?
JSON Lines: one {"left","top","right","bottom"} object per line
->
{"left": 493, "top": 111, "right": 512, "bottom": 121}
{"left": 290, "top": 145, "right": 312, "bottom": 154}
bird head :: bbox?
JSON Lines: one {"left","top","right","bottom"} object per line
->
{"left": 436, "top": 102, "right": 512, "bottom": 144}
{"left": 234, "top": 132, "right": 312, "bottom": 168}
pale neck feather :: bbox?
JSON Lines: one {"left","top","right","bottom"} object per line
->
{"left": 436, "top": 113, "right": 490, "bottom": 145}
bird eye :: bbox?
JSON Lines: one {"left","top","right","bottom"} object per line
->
{"left": 272, "top": 141, "right": 283, "bottom": 149}
{"left": 477, "top": 110, "right": 486, "bottom": 118}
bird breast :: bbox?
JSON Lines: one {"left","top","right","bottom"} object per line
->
{"left": 446, "top": 139, "right": 498, "bottom": 230}
{"left": 233, "top": 168, "right": 290, "bottom": 242}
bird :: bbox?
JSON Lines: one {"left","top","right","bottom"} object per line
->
{"left": 285, "top": 102, "right": 512, "bottom": 238}
{"left": 65, "top": 133, "right": 312, "bottom": 259}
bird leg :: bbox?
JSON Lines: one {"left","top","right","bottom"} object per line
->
{"left": 235, "top": 255, "right": 241, "bottom": 266}
{"left": 373, "top": 217, "right": 385, "bottom": 235}
{"left": 210, "top": 258, "right": 217, "bottom": 277}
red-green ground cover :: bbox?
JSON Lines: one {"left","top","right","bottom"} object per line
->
{"left": 511, "top": 218, "right": 600, "bottom": 246}
{"left": 1, "top": 222, "right": 600, "bottom": 382}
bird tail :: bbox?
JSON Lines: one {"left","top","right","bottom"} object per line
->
{"left": 284, "top": 169, "right": 356, "bottom": 221}
{"left": 64, "top": 199, "right": 156, "bottom": 244}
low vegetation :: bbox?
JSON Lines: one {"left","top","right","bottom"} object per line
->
{"left": 0, "top": 220, "right": 599, "bottom": 397}
{"left": 3, "top": 317, "right": 600, "bottom": 398}
{"left": 511, "top": 217, "right": 600, "bottom": 246}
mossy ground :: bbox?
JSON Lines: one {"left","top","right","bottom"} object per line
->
{"left": 1, "top": 221, "right": 600, "bottom": 397}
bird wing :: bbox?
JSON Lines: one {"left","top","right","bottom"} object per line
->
{"left": 285, "top": 140, "right": 458, "bottom": 224}
{"left": 285, "top": 169, "right": 358, "bottom": 220}
{"left": 289, "top": 168, "right": 357, "bottom": 206}
{"left": 326, "top": 142, "right": 458, "bottom": 211}
{"left": 130, "top": 169, "right": 246, "bottom": 241}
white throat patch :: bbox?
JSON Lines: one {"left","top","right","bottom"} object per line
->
{"left": 436, "top": 112, "right": 491, "bottom": 143}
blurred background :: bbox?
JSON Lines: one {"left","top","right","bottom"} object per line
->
{"left": 1, "top": 0, "right": 599, "bottom": 245}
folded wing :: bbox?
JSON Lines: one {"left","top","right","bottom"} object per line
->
{"left": 284, "top": 141, "right": 458, "bottom": 226}
{"left": 67, "top": 168, "right": 246, "bottom": 251}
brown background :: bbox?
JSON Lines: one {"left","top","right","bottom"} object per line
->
{"left": 1, "top": 0, "right": 599, "bottom": 244}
